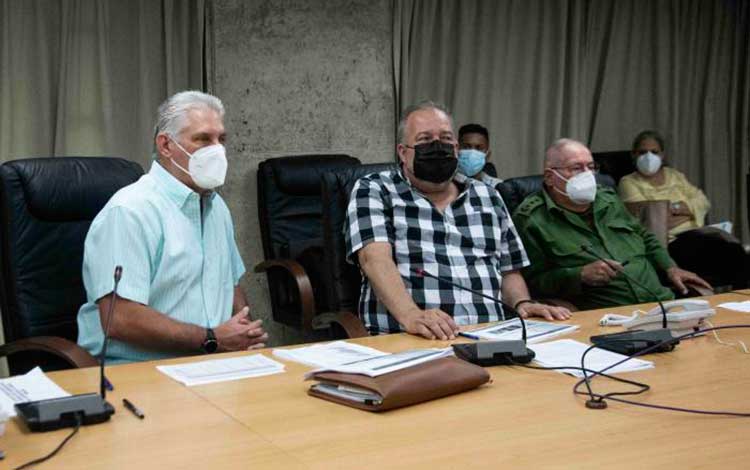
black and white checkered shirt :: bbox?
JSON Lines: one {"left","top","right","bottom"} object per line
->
{"left": 345, "top": 168, "right": 529, "bottom": 335}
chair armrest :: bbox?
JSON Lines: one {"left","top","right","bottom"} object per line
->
{"left": 0, "top": 336, "right": 99, "bottom": 368}
{"left": 624, "top": 200, "right": 670, "bottom": 247}
{"left": 684, "top": 282, "right": 714, "bottom": 297}
{"left": 254, "top": 259, "right": 315, "bottom": 330}
{"left": 329, "top": 311, "right": 369, "bottom": 339}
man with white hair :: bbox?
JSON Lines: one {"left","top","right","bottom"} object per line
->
{"left": 77, "top": 90, "right": 267, "bottom": 363}
{"left": 513, "top": 138, "right": 710, "bottom": 310}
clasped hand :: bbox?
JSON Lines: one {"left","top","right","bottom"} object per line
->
{"left": 214, "top": 306, "right": 268, "bottom": 351}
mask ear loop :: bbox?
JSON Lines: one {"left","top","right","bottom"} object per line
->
{"left": 167, "top": 136, "right": 193, "bottom": 176}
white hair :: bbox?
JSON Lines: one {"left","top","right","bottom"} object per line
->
{"left": 544, "top": 138, "right": 588, "bottom": 167}
{"left": 153, "top": 90, "right": 225, "bottom": 143}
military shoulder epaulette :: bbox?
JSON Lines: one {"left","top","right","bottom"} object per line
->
{"left": 514, "top": 194, "right": 543, "bottom": 217}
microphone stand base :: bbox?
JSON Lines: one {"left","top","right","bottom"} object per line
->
{"left": 453, "top": 340, "right": 536, "bottom": 366}
{"left": 590, "top": 328, "right": 678, "bottom": 356}
{"left": 15, "top": 393, "right": 115, "bottom": 432}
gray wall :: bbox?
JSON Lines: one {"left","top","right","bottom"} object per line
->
{"left": 211, "top": 0, "right": 395, "bottom": 345}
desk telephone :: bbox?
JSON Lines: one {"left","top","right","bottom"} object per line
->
{"left": 601, "top": 299, "right": 715, "bottom": 337}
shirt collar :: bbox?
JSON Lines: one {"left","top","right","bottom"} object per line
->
{"left": 149, "top": 161, "right": 216, "bottom": 209}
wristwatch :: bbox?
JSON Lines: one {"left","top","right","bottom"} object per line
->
{"left": 201, "top": 327, "right": 218, "bottom": 354}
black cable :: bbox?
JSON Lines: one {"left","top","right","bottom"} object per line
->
{"left": 516, "top": 362, "right": 651, "bottom": 397}
{"left": 13, "top": 414, "right": 82, "bottom": 470}
{"left": 574, "top": 325, "right": 750, "bottom": 416}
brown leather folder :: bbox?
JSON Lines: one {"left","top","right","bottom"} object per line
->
{"left": 307, "top": 356, "right": 491, "bottom": 411}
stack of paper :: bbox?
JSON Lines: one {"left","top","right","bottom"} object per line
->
{"left": 304, "top": 347, "right": 454, "bottom": 378}
{"left": 531, "top": 339, "right": 654, "bottom": 378}
{"left": 461, "top": 318, "right": 579, "bottom": 344}
{"left": 273, "top": 341, "right": 388, "bottom": 368}
{"left": 157, "top": 354, "right": 285, "bottom": 386}
{"left": 0, "top": 367, "right": 70, "bottom": 417}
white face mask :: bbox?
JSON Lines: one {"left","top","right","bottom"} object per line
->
{"left": 552, "top": 169, "right": 597, "bottom": 204}
{"left": 170, "top": 138, "right": 228, "bottom": 190}
{"left": 636, "top": 152, "right": 662, "bottom": 176}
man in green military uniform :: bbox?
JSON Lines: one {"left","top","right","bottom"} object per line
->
{"left": 513, "top": 138, "right": 710, "bottom": 310}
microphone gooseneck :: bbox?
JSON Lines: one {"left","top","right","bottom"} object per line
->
{"left": 580, "top": 245, "right": 667, "bottom": 329}
{"left": 412, "top": 267, "right": 528, "bottom": 343}
{"left": 100, "top": 266, "right": 123, "bottom": 399}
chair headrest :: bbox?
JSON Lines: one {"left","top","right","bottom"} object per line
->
{"left": 1, "top": 157, "right": 144, "bottom": 222}
{"left": 265, "top": 154, "right": 360, "bottom": 196}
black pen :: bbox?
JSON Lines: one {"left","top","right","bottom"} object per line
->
{"left": 123, "top": 398, "right": 145, "bottom": 419}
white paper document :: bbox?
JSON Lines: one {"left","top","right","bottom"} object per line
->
{"left": 531, "top": 339, "right": 654, "bottom": 378}
{"left": 157, "top": 354, "right": 285, "bottom": 386}
{"left": 305, "top": 347, "right": 454, "bottom": 378}
{"left": 461, "top": 318, "right": 579, "bottom": 344}
{"left": 273, "top": 341, "right": 388, "bottom": 368}
{"left": 717, "top": 301, "right": 750, "bottom": 313}
{"left": 0, "top": 367, "right": 70, "bottom": 417}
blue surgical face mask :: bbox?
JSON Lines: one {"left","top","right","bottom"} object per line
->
{"left": 457, "top": 149, "right": 486, "bottom": 177}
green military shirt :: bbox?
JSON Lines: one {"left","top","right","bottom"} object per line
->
{"left": 512, "top": 186, "right": 675, "bottom": 310}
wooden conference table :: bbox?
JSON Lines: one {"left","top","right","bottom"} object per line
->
{"left": 2, "top": 292, "right": 749, "bottom": 469}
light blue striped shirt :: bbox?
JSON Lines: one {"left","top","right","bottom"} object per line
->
{"left": 77, "top": 161, "right": 246, "bottom": 364}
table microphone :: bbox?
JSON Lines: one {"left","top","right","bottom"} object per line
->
{"left": 14, "top": 267, "right": 120, "bottom": 432}
{"left": 412, "top": 268, "right": 535, "bottom": 365}
{"left": 579, "top": 245, "right": 678, "bottom": 356}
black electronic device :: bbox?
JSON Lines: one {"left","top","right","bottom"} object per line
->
{"left": 453, "top": 340, "right": 535, "bottom": 366}
{"left": 580, "top": 245, "right": 678, "bottom": 355}
{"left": 590, "top": 329, "right": 677, "bottom": 355}
{"left": 412, "top": 268, "right": 536, "bottom": 366}
{"left": 15, "top": 394, "right": 115, "bottom": 432}
{"left": 14, "top": 266, "right": 122, "bottom": 432}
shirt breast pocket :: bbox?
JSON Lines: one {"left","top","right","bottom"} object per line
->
{"left": 540, "top": 235, "right": 584, "bottom": 268}
{"left": 457, "top": 207, "right": 501, "bottom": 251}
{"left": 607, "top": 220, "right": 647, "bottom": 259}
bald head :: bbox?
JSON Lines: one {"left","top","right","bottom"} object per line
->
{"left": 544, "top": 138, "right": 591, "bottom": 169}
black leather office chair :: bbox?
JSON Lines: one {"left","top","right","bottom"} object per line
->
{"left": 483, "top": 161, "right": 498, "bottom": 178}
{"left": 255, "top": 154, "right": 360, "bottom": 332}
{"left": 0, "top": 157, "right": 144, "bottom": 375}
{"left": 320, "top": 163, "right": 398, "bottom": 339}
{"left": 592, "top": 150, "right": 634, "bottom": 185}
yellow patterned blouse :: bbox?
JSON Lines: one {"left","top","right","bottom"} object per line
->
{"left": 618, "top": 167, "right": 710, "bottom": 241}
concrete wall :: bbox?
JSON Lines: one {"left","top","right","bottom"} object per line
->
{"left": 211, "top": 0, "right": 395, "bottom": 345}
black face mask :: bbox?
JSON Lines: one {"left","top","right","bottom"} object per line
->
{"left": 411, "top": 140, "right": 457, "bottom": 184}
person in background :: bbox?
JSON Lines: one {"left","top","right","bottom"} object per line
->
{"left": 345, "top": 102, "right": 570, "bottom": 339}
{"left": 77, "top": 90, "right": 268, "bottom": 363}
{"left": 619, "top": 129, "right": 748, "bottom": 288}
{"left": 458, "top": 123, "right": 502, "bottom": 186}
{"left": 618, "top": 130, "right": 709, "bottom": 241}
{"left": 513, "top": 138, "right": 711, "bottom": 310}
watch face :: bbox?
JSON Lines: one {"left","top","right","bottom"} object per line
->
{"left": 203, "top": 339, "right": 218, "bottom": 354}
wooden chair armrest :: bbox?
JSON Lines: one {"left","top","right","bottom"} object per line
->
{"left": 329, "top": 311, "right": 369, "bottom": 339}
{"left": 0, "top": 336, "right": 99, "bottom": 368}
{"left": 254, "top": 259, "right": 315, "bottom": 330}
{"left": 684, "top": 282, "right": 714, "bottom": 297}
{"left": 624, "top": 200, "right": 670, "bottom": 247}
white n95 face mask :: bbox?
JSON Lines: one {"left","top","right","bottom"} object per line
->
{"left": 553, "top": 170, "right": 597, "bottom": 204}
{"left": 636, "top": 152, "right": 662, "bottom": 176}
{"left": 170, "top": 138, "right": 228, "bottom": 190}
